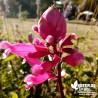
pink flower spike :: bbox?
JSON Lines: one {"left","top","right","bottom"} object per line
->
{"left": 62, "top": 53, "right": 84, "bottom": 67}
{"left": 61, "top": 33, "right": 76, "bottom": 47}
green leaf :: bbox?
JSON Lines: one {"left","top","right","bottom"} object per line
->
{"left": 79, "top": 37, "right": 85, "bottom": 42}
{"left": 95, "top": 54, "right": 98, "bottom": 58}
{"left": 12, "top": 92, "right": 18, "bottom": 98}
{"left": 44, "top": 56, "right": 49, "bottom": 61}
{"left": 65, "top": 67, "right": 74, "bottom": 75}
{"left": 3, "top": 55, "right": 16, "bottom": 62}
{"left": 81, "top": 71, "right": 94, "bottom": 77}
{"left": 20, "top": 87, "right": 25, "bottom": 96}
{"left": 85, "top": 56, "right": 93, "bottom": 63}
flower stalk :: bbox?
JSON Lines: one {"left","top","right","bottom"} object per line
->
{"left": 57, "top": 62, "right": 65, "bottom": 98}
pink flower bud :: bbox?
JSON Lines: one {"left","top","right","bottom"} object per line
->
{"left": 28, "top": 33, "right": 33, "bottom": 43}
{"left": 45, "top": 35, "right": 54, "bottom": 45}
{"left": 32, "top": 25, "right": 38, "bottom": 32}
{"left": 33, "top": 6, "right": 66, "bottom": 43}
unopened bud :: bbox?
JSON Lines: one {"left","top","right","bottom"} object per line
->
{"left": 45, "top": 35, "right": 54, "bottom": 45}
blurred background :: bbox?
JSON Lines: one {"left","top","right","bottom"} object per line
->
{"left": 0, "top": 0, "right": 98, "bottom": 19}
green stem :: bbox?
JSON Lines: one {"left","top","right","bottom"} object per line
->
{"left": 10, "top": 61, "right": 18, "bottom": 80}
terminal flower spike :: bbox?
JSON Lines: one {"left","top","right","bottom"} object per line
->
{"left": 0, "top": 6, "right": 84, "bottom": 98}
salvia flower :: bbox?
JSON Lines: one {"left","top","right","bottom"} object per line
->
{"left": 0, "top": 6, "right": 84, "bottom": 90}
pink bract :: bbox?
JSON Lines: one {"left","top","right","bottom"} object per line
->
{"left": 28, "top": 33, "right": 33, "bottom": 43}
{"left": 62, "top": 53, "right": 84, "bottom": 67}
{"left": 33, "top": 6, "right": 66, "bottom": 43}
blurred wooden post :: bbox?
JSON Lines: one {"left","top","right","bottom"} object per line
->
{"left": 90, "top": 0, "right": 95, "bottom": 11}
{"left": 77, "top": 0, "right": 87, "bottom": 13}
{"left": 19, "top": 5, "right": 22, "bottom": 19}
{"left": 93, "top": 4, "right": 98, "bottom": 19}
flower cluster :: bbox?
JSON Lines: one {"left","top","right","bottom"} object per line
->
{"left": 0, "top": 6, "right": 84, "bottom": 90}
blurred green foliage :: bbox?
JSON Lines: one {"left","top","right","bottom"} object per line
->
{"left": 1, "top": 0, "right": 98, "bottom": 18}
{"left": 39, "top": 0, "right": 53, "bottom": 14}
{"left": 21, "top": 11, "right": 29, "bottom": 20}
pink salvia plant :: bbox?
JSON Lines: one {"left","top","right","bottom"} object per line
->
{"left": 0, "top": 6, "right": 84, "bottom": 98}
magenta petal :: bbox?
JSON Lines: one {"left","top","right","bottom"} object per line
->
{"left": 32, "top": 73, "right": 49, "bottom": 84}
{"left": 41, "top": 61, "right": 52, "bottom": 72}
{"left": 0, "top": 41, "right": 37, "bottom": 57}
{"left": 27, "top": 45, "right": 49, "bottom": 58}
{"left": 52, "top": 54, "right": 60, "bottom": 65}
{"left": 35, "top": 46, "right": 48, "bottom": 52}
{"left": 31, "top": 65, "right": 44, "bottom": 75}
{"left": 10, "top": 43, "right": 36, "bottom": 57}
{"left": 24, "top": 73, "right": 49, "bottom": 85}
{"left": 61, "top": 33, "right": 76, "bottom": 47}
{"left": 28, "top": 51, "right": 49, "bottom": 58}
{"left": 62, "top": 48, "right": 78, "bottom": 54}
{"left": 24, "top": 74, "right": 35, "bottom": 83}
{"left": 0, "top": 41, "right": 11, "bottom": 49}
{"left": 31, "top": 61, "right": 52, "bottom": 75}
{"left": 24, "top": 74, "right": 34, "bottom": 90}
{"left": 62, "top": 53, "right": 84, "bottom": 67}
{"left": 25, "top": 57, "right": 41, "bottom": 66}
